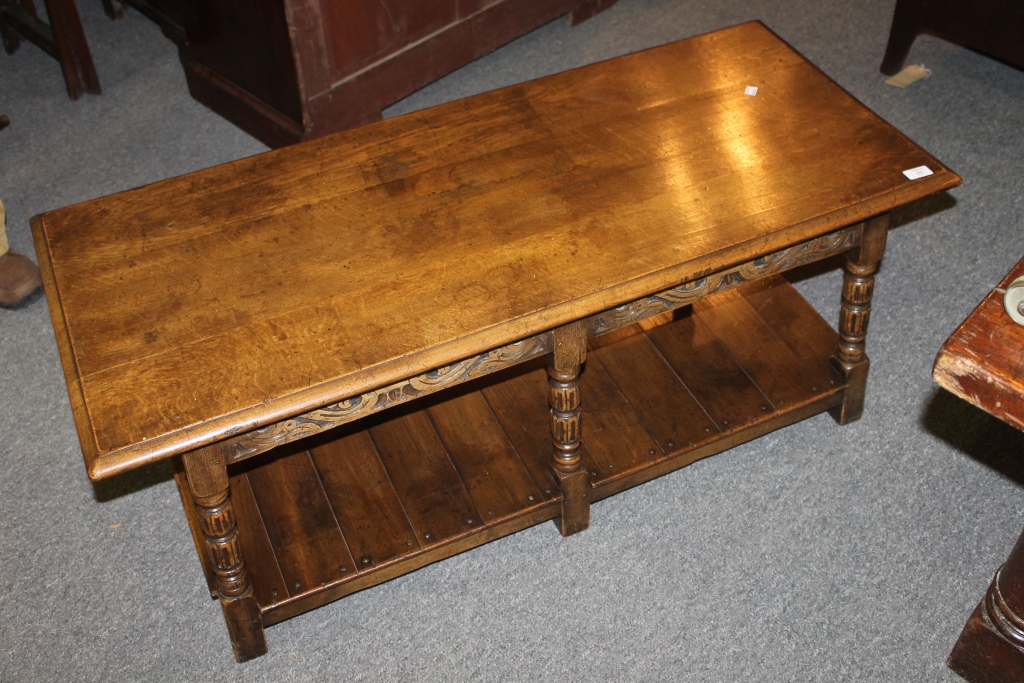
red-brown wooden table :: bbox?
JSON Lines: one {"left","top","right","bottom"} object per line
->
{"left": 935, "top": 256, "right": 1024, "bottom": 683}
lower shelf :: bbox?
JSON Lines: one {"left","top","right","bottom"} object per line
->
{"left": 177, "top": 276, "right": 848, "bottom": 626}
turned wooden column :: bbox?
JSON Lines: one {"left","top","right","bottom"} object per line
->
{"left": 549, "top": 320, "right": 590, "bottom": 536}
{"left": 182, "top": 445, "right": 267, "bottom": 662}
{"left": 829, "top": 213, "right": 889, "bottom": 425}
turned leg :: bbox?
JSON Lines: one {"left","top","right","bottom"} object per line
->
{"left": 549, "top": 320, "right": 590, "bottom": 536}
{"left": 182, "top": 445, "right": 267, "bottom": 662}
{"left": 829, "top": 213, "right": 889, "bottom": 425}
{"left": 949, "top": 524, "right": 1024, "bottom": 682}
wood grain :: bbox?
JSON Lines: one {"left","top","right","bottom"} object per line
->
{"left": 245, "top": 449, "right": 355, "bottom": 596}
{"left": 478, "top": 362, "right": 578, "bottom": 498}
{"left": 425, "top": 388, "right": 545, "bottom": 525}
{"left": 590, "top": 329, "right": 717, "bottom": 456}
{"left": 307, "top": 427, "right": 420, "bottom": 570}
{"left": 369, "top": 407, "right": 481, "bottom": 546}
{"left": 220, "top": 227, "right": 855, "bottom": 467}
{"left": 741, "top": 277, "right": 843, "bottom": 390}
{"left": 228, "top": 470, "right": 289, "bottom": 607}
{"left": 175, "top": 0, "right": 604, "bottom": 146}
{"left": 647, "top": 311, "right": 774, "bottom": 433}
{"left": 695, "top": 288, "right": 827, "bottom": 411}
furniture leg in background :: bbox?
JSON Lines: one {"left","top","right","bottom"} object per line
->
{"left": 0, "top": 0, "right": 99, "bottom": 99}
{"left": 880, "top": 0, "right": 1024, "bottom": 75}
{"left": 829, "top": 214, "right": 889, "bottom": 424}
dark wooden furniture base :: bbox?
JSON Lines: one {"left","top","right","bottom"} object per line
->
{"left": 936, "top": 256, "right": 1024, "bottom": 682}
{"left": 880, "top": 0, "right": 1024, "bottom": 75}
{"left": 0, "top": 0, "right": 99, "bottom": 99}
{"left": 34, "top": 24, "right": 959, "bottom": 661}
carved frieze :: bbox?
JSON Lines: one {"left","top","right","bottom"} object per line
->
{"left": 225, "top": 334, "right": 552, "bottom": 462}
{"left": 585, "top": 227, "right": 860, "bottom": 336}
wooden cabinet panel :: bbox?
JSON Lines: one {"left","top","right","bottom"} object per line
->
{"left": 171, "top": 0, "right": 618, "bottom": 148}
{"left": 177, "top": 0, "right": 303, "bottom": 123}
{"left": 321, "top": 0, "right": 459, "bottom": 81}
{"left": 459, "top": 0, "right": 504, "bottom": 17}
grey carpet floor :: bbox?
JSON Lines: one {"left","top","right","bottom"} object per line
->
{"left": 2, "top": 0, "right": 1023, "bottom": 680}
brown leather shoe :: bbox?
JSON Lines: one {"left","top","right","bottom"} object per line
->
{"left": 0, "top": 250, "right": 43, "bottom": 308}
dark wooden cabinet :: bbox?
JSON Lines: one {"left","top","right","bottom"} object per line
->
{"left": 880, "top": 0, "right": 1024, "bottom": 76}
{"left": 171, "top": 0, "right": 618, "bottom": 147}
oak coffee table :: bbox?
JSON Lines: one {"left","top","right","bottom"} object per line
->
{"left": 33, "top": 22, "right": 960, "bottom": 661}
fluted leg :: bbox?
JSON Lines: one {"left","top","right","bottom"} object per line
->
{"left": 182, "top": 445, "right": 267, "bottom": 662}
{"left": 549, "top": 320, "right": 590, "bottom": 536}
{"left": 830, "top": 213, "right": 889, "bottom": 425}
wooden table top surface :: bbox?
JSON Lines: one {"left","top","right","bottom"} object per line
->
{"left": 34, "top": 21, "right": 960, "bottom": 479}
{"left": 934, "top": 257, "right": 1024, "bottom": 431}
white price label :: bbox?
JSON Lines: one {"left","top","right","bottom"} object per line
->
{"left": 902, "top": 165, "right": 933, "bottom": 180}
{"left": 744, "top": 86, "right": 758, "bottom": 96}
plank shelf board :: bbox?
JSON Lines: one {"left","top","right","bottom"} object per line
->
{"left": 175, "top": 276, "right": 846, "bottom": 624}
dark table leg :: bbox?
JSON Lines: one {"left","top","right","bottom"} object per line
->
{"left": 0, "top": 0, "right": 100, "bottom": 99}
{"left": 880, "top": 0, "right": 1024, "bottom": 75}
{"left": 880, "top": 0, "right": 929, "bottom": 75}
{"left": 44, "top": 0, "right": 100, "bottom": 98}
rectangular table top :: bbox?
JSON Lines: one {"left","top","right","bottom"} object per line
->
{"left": 34, "top": 21, "right": 960, "bottom": 479}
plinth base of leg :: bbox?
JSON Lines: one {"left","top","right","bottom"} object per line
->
{"left": 556, "top": 468, "right": 590, "bottom": 536}
{"left": 948, "top": 599, "right": 1024, "bottom": 683}
{"left": 222, "top": 591, "right": 267, "bottom": 662}
{"left": 829, "top": 359, "right": 869, "bottom": 425}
